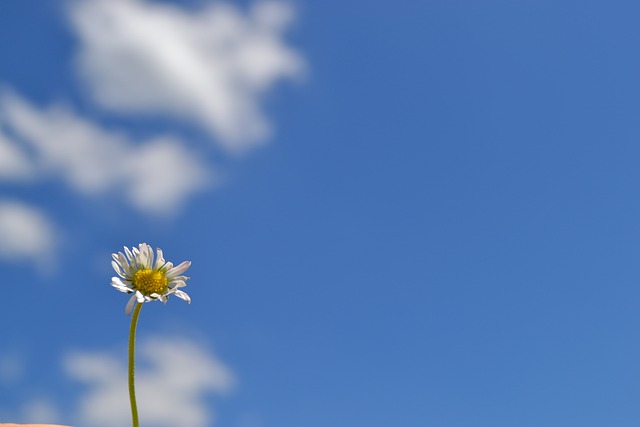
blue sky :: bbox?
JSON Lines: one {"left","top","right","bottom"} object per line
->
{"left": 0, "top": 0, "right": 640, "bottom": 426}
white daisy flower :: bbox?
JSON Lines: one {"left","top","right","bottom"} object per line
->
{"left": 111, "top": 243, "right": 191, "bottom": 315}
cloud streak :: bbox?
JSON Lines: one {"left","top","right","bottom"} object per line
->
{"left": 70, "top": 0, "right": 304, "bottom": 152}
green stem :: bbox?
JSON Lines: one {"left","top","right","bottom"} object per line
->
{"left": 128, "top": 302, "right": 143, "bottom": 427}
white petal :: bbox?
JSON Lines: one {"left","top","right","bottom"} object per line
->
{"left": 161, "top": 261, "right": 173, "bottom": 273}
{"left": 135, "top": 291, "right": 146, "bottom": 303}
{"left": 119, "top": 252, "right": 130, "bottom": 266}
{"left": 112, "top": 277, "right": 133, "bottom": 293}
{"left": 135, "top": 248, "right": 146, "bottom": 269}
{"left": 144, "top": 244, "right": 154, "bottom": 268}
{"left": 125, "top": 295, "right": 137, "bottom": 316}
{"left": 154, "top": 248, "right": 165, "bottom": 269}
{"left": 111, "top": 277, "right": 130, "bottom": 286}
{"left": 112, "top": 285, "right": 133, "bottom": 294}
{"left": 166, "top": 261, "right": 191, "bottom": 279}
{"left": 137, "top": 243, "right": 153, "bottom": 269}
{"left": 124, "top": 246, "right": 134, "bottom": 263}
{"left": 111, "top": 261, "right": 126, "bottom": 278}
{"left": 115, "top": 252, "right": 125, "bottom": 266}
{"left": 132, "top": 247, "right": 140, "bottom": 267}
{"left": 174, "top": 290, "right": 191, "bottom": 303}
{"left": 113, "top": 252, "right": 124, "bottom": 269}
{"left": 168, "top": 279, "right": 187, "bottom": 289}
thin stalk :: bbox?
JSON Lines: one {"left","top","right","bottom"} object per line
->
{"left": 128, "top": 302, "right": 143, "bottom": 427}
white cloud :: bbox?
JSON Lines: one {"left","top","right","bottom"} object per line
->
{"left": 0, "top": 200, "right": 57, "bottom": 267}
{"left": 0, "top": 0, "right": 305, "bottom": 266}
{"left": 0, "top": 397, "right": 64, "bottom": 425}
{"left": 20, "top": 398, "right": 62, "bottom": 424}
{"left": 69, "top": 0, "right": 304, "bottom": 153}
{"left": 0, "top": 129, "right": 34, "bottom": 180}
{"left": 65, "top": 336, "right": 235, "bottom": 427}
{"left": 0, "top": 352, "right": 24, "bottom": 384}
{"left": 0, "top": 92, "right": 211, "bottom": 215}
{"left": 122, "top": 137, "right": 212, "bottom": 213}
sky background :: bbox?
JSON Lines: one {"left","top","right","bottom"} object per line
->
{"left": 0, "top": 0, "right": 639, "bottom": 426}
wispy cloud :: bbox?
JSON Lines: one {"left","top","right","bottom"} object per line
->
{"left": 0, "top": 129, "right": 35, "bottom": 180}
{"left": 0, "top": 396, "right": 64, "bottom": 425}
{"left": 19, "top": 398, "right": 62, "bottom": 425}
{"left": 70, "top": 0, "right": 304, "bottom": 152}
{"left": 0, "top": 352, "right": 24, "bottom": 385}
{"left": 65, "top": 336, "right": 235, "bottom": 427}
{"left": 0, "top": 92, "right": 211, "bottom": 216}
{"left": 0, "top": 200, "right": 57, "bottom": 268}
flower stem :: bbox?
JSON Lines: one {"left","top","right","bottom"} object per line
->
{"left": 128, "top": 302, "right": 143, "bottom": 427}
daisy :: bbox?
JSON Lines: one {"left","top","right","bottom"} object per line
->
{"left": 111, "top": 243, "right": 191, "bottom": 315}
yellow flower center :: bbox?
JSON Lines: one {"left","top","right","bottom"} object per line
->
{"left": 133, "top": 269, "right": 168, "bottom": 295}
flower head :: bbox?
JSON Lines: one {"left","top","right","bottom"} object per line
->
{"left": 111, "top": 243, "right": 191, "bottom": 315}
